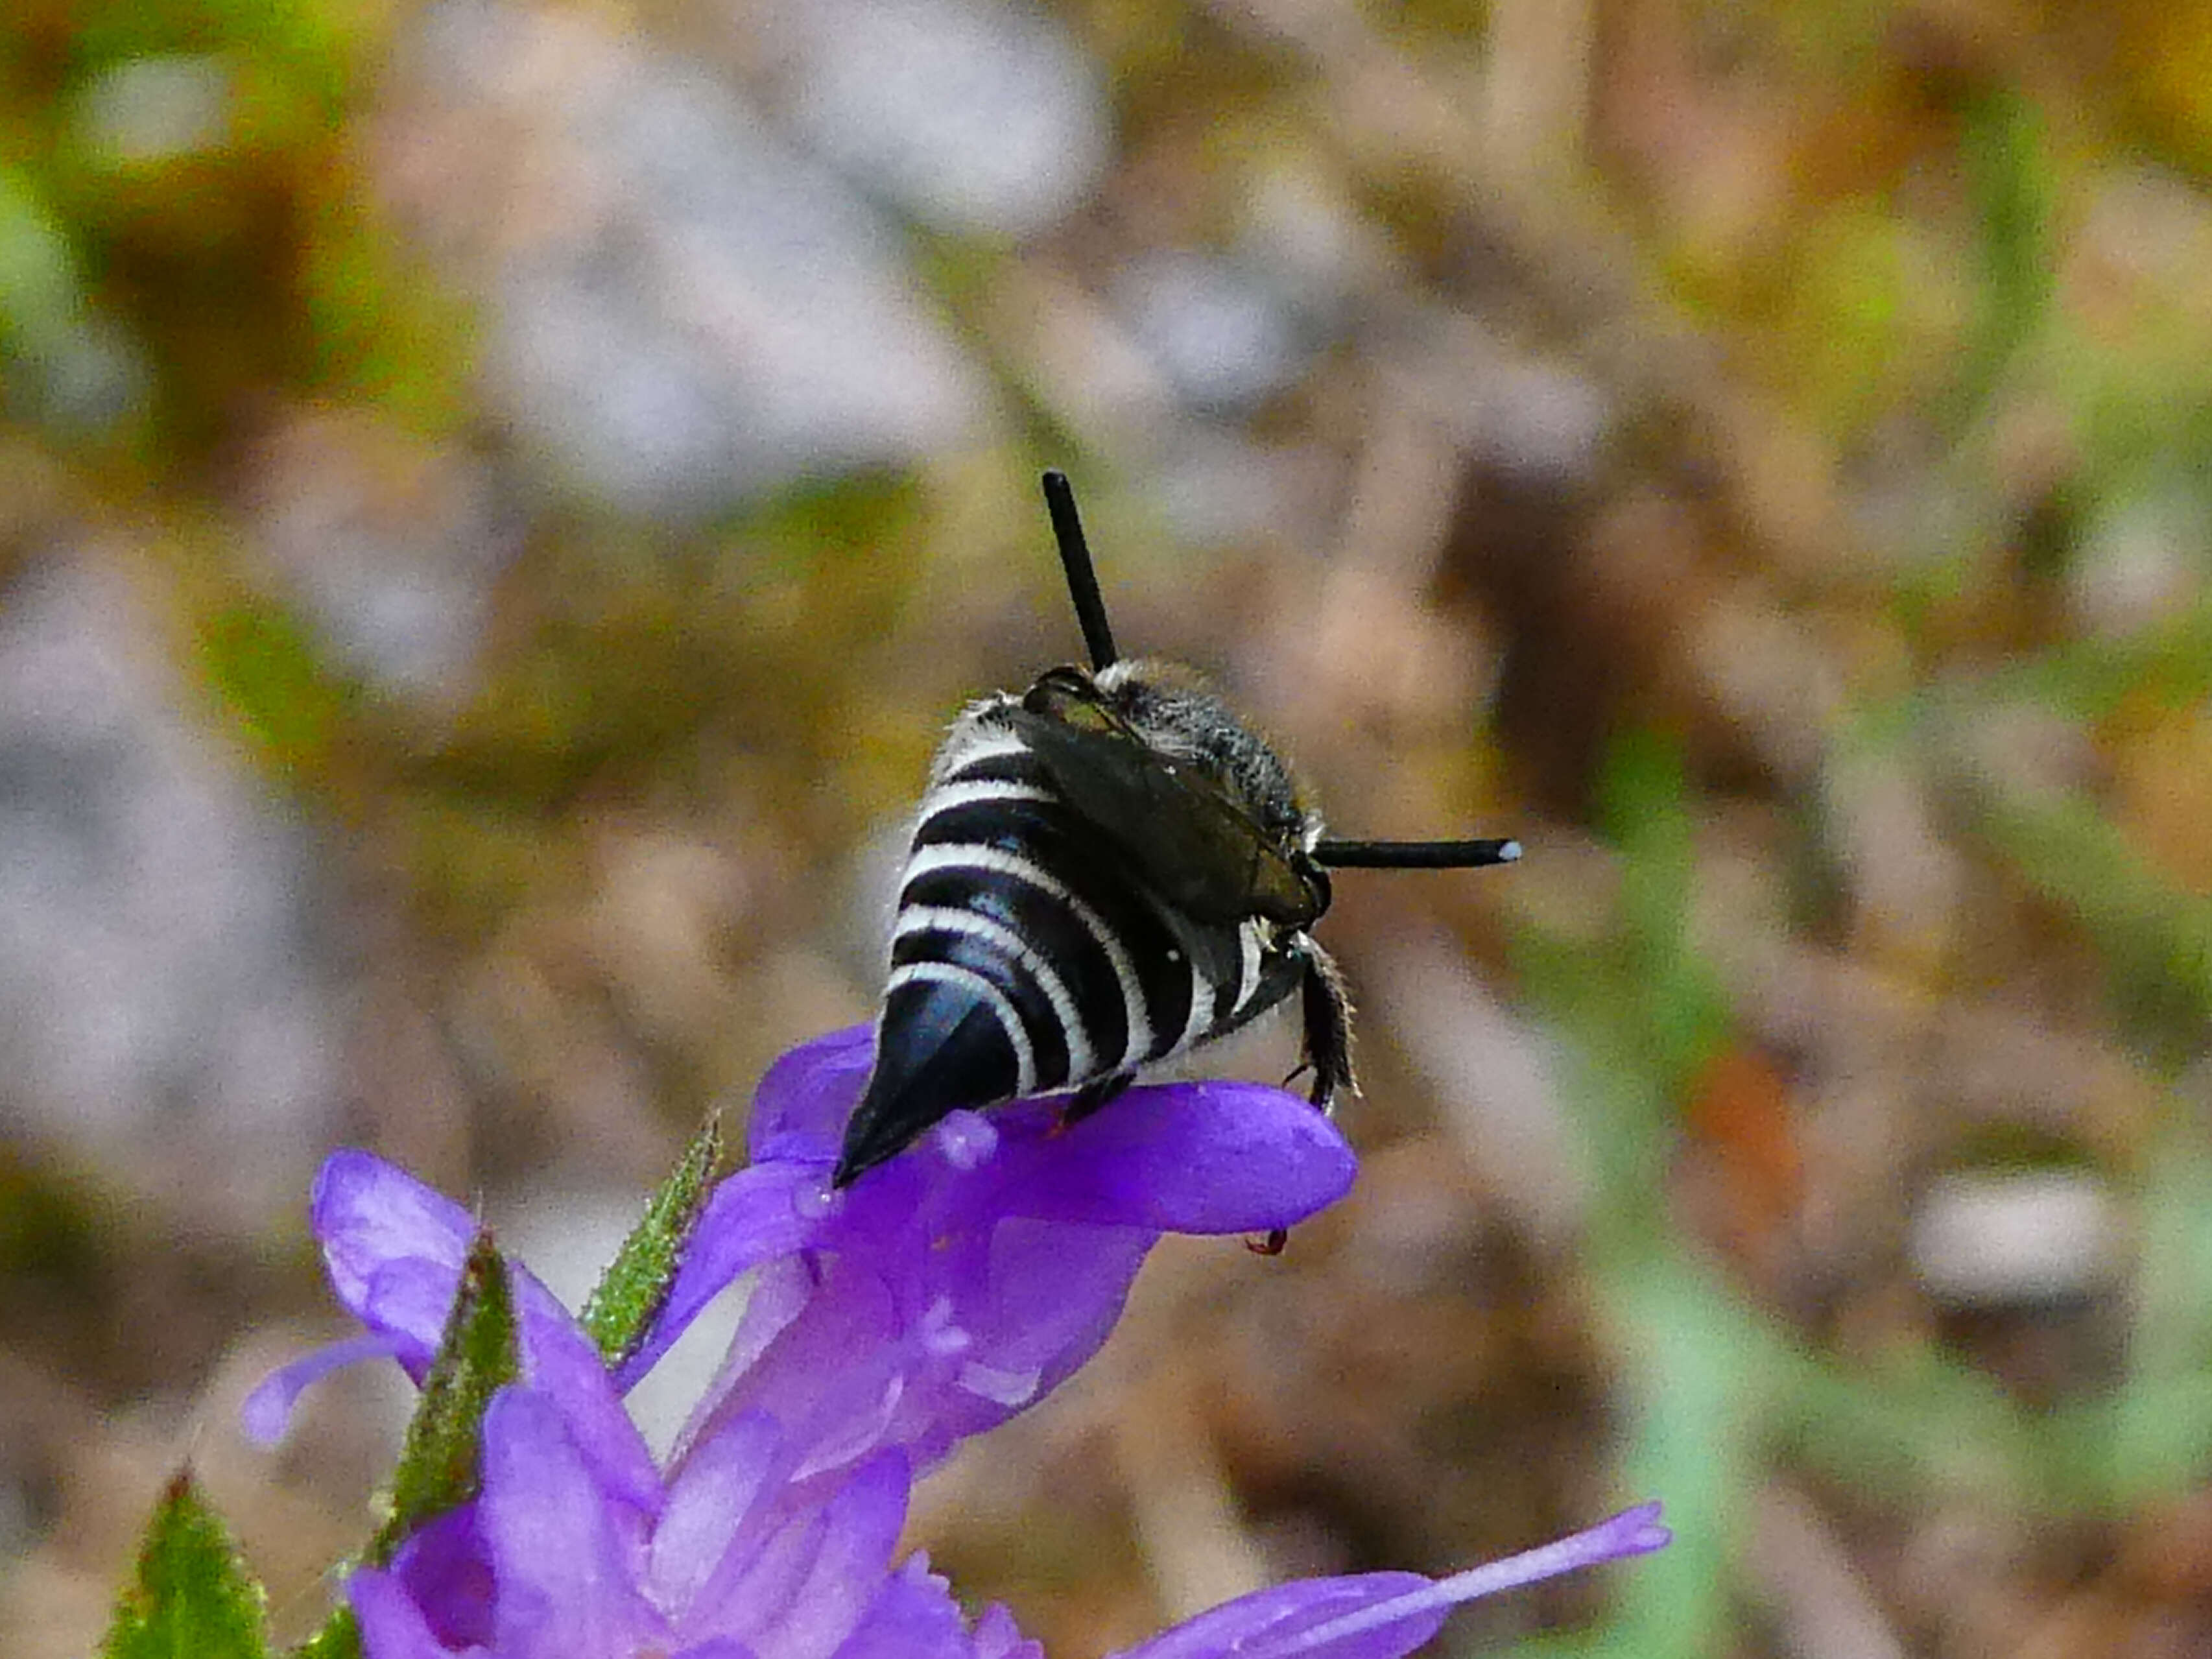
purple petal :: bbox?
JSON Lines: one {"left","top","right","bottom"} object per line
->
{"left": 1115, "top": 1573, "right": 1438, "bottom": 1659}
{"left": 675, "top": 1206, "right": 1151, "bottom": 1485}
{"left": 513, "top": 1289, "right": 663, "bottom": 1515}
{"left": 748, "top": 1029, "right": 1356, "bottom": 1235}
{"left": 1115, "top": 1505, "right": 1672, "bottom": 1659}
{"left": 477, "top": 1387, "right": 665, "bottom": 1659}
{"left": 651, "top": 1410, "right": 787, "bottom": 1614}
{"left": 748, "top": 1026, "right": 875, "bottom": 1163}
{"left": 674, "top": 1263, "right": 909, "bottom": 1492}
{"left": 1321, "top": 1503, "right": 1671, "bottom": 1634}
{"left": 313, "top": 1151, "right": 475, "bottom": 1373}
{"left": 970, "top": 1604, "right": 1045, "bottom": 1659}
{"left": 829, "top": 1554, "right": 979, "bottom": 1659}
{"left": 383, "top": 1507, "right": 497, "bottom": 1650}
{"left": 240, "top": 1331, "right": 407, "bottom": 1445}
{"left": 912, "top": 1215, "right": 1149, "bottom": 1442}
{"left": 352, "top": 1566, "right": 463, "bottom": 1659}
{"left": 988, "top": 1081, "right": 1356, "bottom": 1232}
{"left": 686, "top": 1450, "right": 910, "bottom": 1658}
{"left": 615, "top": 1159, "right": 831, "bottom": 1390}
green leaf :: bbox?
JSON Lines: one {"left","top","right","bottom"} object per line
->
{"left": 102, "top": 1471, "right": 269, "bottom": 1659}
{"left": 1952, "top": 86, "right": 2056, "bottom": 425}
{"left": 582, "top": 1110, "right": 726, "bottom": 1368}
{"left": 1595, "top": 730, "right": 1731, "bottom": 1091}
{"left": 195, "top": 602, "right": 351, "bottom": 782}
{"left": 1969, "top": 783, "right": 2212, "bottom": 1055}
{"left": 288, "top": 1606, "right": 360, "bottom": 1659}
{"left": 373, "top": 1229, "right": 519, "bottom": 1561}
{"left": 0, "top": 163, "right": 87, "bottom": 353}
{"left": 2108, "top": 1129, "right": 2212, "bottom": 1501}
{"left": 290, "top": 1230, "right": 517, "bottom": 1659}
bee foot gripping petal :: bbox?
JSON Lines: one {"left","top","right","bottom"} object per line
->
{"left": 834, "top": 977, "right": 1022, "bottom": 1187}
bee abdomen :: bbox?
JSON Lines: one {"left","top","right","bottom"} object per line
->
{"left": 889, "top": 905, "right": 1080, "bottom": 1089}
{"left": 905, "top": 787, "right": 1200, "bottom": 1071}
{"left": 841, "top": 970, "right": 1024, "bottom": 1184}
{"left": 839, "top": 730, "right": 1224, "bottom": 1186}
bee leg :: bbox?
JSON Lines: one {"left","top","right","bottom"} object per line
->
{"left": 1246, "top": 943, "right": 1355, "bottom": 1261}
{"left": 1063, "top": 1071, "right": 1134, "bottom": 1126}
{"left": 1292, "top": 936, "right": 1356, "bottom": 1116}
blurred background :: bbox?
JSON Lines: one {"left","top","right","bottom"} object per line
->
{"left": 5, "top": 0, "right": 2212, "bottom": 1653}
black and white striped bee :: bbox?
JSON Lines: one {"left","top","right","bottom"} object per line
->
{"left": 833, "top": 472, "right": 1519, "bottom": 1215}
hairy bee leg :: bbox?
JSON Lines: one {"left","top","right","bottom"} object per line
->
{"left": 1292, "top": 935, "right": 1355, "bottom": 1116}
{"left": 1063, "top": 1071, "right": 1134, "bottom": 1125}
{"left": 1248, "top": 940, "right": 1353, "bottom": 1261}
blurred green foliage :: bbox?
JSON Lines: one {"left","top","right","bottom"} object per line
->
{"left": 13, "top": 0, "right": 2212, "bottom": 1654}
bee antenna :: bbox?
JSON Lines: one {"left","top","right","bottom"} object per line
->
{"left": 1311, "top": 838, "right": 1523, "bottom": 870}
{"left": 1041, "top": 470, "right": 1119, "bottom": 671}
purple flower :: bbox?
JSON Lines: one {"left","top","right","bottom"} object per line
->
{"left": 251, "top": 1026, "right": 1357, "bottom": 1481}
{"left": 248, "top": 1028, "right": 1669, "bottom": 1658}
{"left": 347, "top": 1374, "right": 1666, "bottom": 1659}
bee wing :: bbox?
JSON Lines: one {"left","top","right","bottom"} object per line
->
{"left": 1003, "top": 698, "right": 1318, "bottom": 930}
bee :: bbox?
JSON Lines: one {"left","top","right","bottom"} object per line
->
{"left": 834, "top": 471, "right": 1519, "bottom": 1232}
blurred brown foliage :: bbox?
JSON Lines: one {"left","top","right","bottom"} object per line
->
{"left": 8, "top": 0, "right": 2212, "bottom": 1654}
